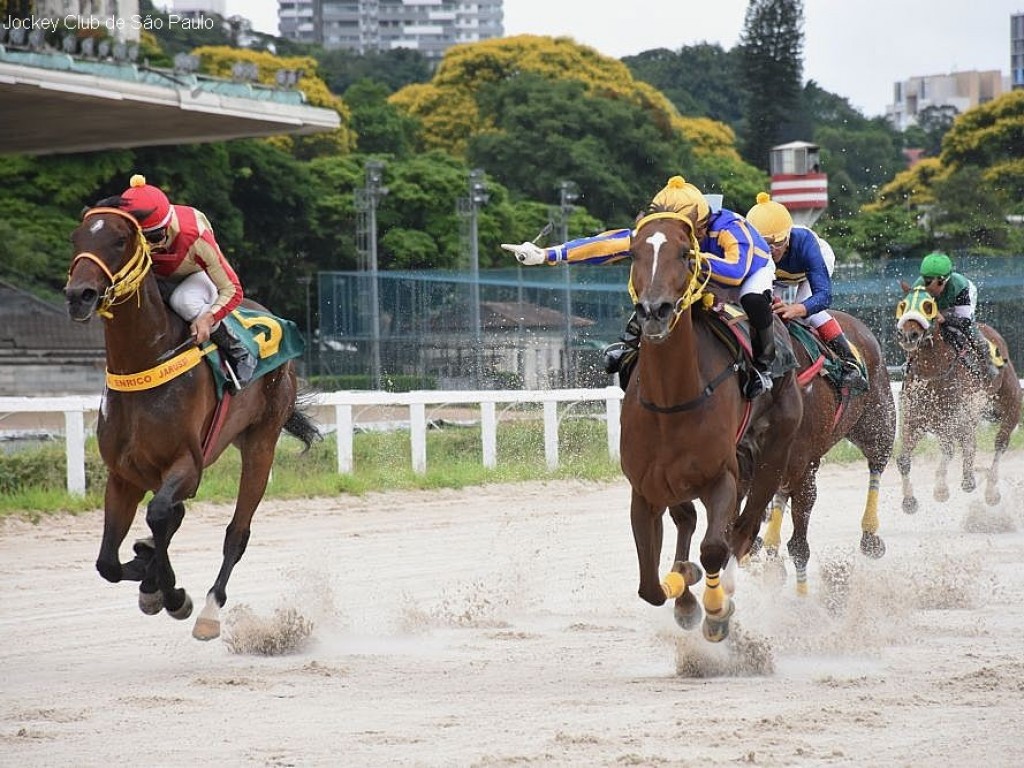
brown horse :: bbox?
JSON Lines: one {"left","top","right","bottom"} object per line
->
{"left": 621, "top": 208, "right": 803, "bottom": 642}
{"left": 894, "top": 284, "right": 1021, "bottom": 512}
{"left": 755, "top": 310, "right": 896, "bottom": 594}
{"left": 65, "top": 207, "right": 320, "bottom": 640}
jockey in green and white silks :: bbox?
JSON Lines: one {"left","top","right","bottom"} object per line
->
{"left": 501, "top": 176, "right": 777, "bottom": 399}
{"left": 909, "top": 251, "right": 997, "bottom": 380}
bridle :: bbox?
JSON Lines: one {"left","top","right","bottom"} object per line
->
{"left": 68, "top": 207, "right": 153, "bottom": 318}
{"left": 628, "top": 211, "right": 712, "bottom": 340}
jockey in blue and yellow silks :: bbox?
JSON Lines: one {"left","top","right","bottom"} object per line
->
{"left": 502, "top": 176, "right": 778, "bottom": 399}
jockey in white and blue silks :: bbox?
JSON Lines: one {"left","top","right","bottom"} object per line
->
{"left": 501, "top": 176, "right": 778, "bottom": 399}
{"left": 745, "top": 192, "right": 866, "bottom": 390}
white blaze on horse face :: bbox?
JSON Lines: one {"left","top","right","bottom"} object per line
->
{"left": 644, "top": 231, "right": 669, "bottom": 282}
{"left": 89, "top": 219, "right": 105, "bottom": 234}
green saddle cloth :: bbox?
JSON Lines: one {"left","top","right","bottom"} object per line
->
{"left": 787, "top": 321, "right": 867, "bottom": 389}
{"left": 205, "top": 308, "right": 304, "bottom": 398}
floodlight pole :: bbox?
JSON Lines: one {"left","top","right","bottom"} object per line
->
{"left": 468, "top": 169, "right": 489, "bottom": 386}
{"left": 558, "top": 180, "right": 578, "bottom": 386}
{"left": 364, "top": 160, "right": 388, "bottom": 389}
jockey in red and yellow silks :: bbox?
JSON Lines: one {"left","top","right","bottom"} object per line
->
{"left": 117, "top": 174, "right": 255, "bottom": 390}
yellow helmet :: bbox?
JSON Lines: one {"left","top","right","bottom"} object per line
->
{"left": 745, "top": 192, "right": 793, "bottom": 244}
{"left": 651, "top": 176, "right": 709, "bottom": 223}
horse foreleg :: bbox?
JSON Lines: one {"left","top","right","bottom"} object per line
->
{"left": 786, "top": 470, "right": 816, "bottom": 597}
{"left": 897, "top": 426, "right": 922, "bottom": 515}
{"left": 146, "top": 477, "right": 193, "bottom": 621}
{"left": 665, "top": 502, "right": 702, "bottom": 630}
{"left": 699, "top": 474, "right": 738, "bottom": 643}
{"left": 630, "top": 492, "right": 667, "bottom": 607}
{"left": 933, "top": 436, "right": 954, "bottom": 502}
{"left": 762, "top": 492, "right": 787, "bottom": 558}
{"left": 193, "top": 439, "right": 274, "bottom": 641}
{"left": 960, "top": 430, "right": 979, "bottom": 493}
{"left": 96, "top": 475, "right": 146, "bottom": 584}
{"left": 859, "top": 469, "right": 886, "bottom": 558}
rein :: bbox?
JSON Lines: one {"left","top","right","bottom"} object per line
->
{"left": 69, "top": 207, "right": 152, "bottom": 319}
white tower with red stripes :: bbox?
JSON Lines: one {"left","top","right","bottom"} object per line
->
{"left": 769, "top": 141, "right": 828, "bottom": 227}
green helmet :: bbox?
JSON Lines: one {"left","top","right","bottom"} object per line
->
{"left": 920, "top": 252, "right": 953, "bottom": 278}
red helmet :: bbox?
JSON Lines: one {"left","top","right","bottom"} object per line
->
{"left": 121, "top": 174, "right": 172, "bottom": 230}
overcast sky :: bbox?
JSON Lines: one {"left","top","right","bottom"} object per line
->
{"left": 221, "top": 0, "right": 1022, "bottom": 117}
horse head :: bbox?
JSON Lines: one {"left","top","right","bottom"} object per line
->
{"left": 65, "top": 207, "right": 152, "bottom": 322}
{"left": 895, "top": 284, "right": 940, "bottom": 353}
{"left": 628, "top": 206, "right": 709, "bottom": 342}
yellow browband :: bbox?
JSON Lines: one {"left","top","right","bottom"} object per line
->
{"left": 630, "top": 212, "right": 711, "bottom": 320}
{"left": 69, "top": 207, "right": 153, "bottom": 319}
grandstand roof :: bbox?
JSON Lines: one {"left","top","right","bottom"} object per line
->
{"left": 0, "top": 45, "right": 340, "bottom": 156}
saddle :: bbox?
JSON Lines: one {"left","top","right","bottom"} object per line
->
{"left": 786, "top": 320, "right": 868, "bottom": 391}
{"left": 702, "top": 301, "right": 798, "bottom": 383}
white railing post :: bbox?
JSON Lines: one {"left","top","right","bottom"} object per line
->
{"left": 335, "top": 403, "right": 353, "bottom": 474}
{"left": 480, "top": 400, "right": 497, "bottom": 469}
{"left": 543, "top": 399, "right": 558, "bottom": 471}
{"left": 64, "top": 407, "right": 86, "bottom": 495}
{"left": 410, "top": 401, "right": 427, "bottom": 474}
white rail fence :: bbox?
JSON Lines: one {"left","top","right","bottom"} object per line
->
{"left": 6, "top": 379, "right": 1022, "bottom": 496}
{"left": 0, "top": 388, "right": 625, "bottom": 495}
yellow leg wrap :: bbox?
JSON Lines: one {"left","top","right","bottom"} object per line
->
{"left": 764, "top": 502, "right": 784, "bottom": 551}
{"left": 703, "top": 571, "right": 726, "bottom": 615}
{"left": 661, "top": 570, "right": 686, "bottom": 599}
{"left": 861, "top": 476, "right": 881, "bottom": 535}
{"left": 796, "top": 580, "right": 809, "bottom": 597}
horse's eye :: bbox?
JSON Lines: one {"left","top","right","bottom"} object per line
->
{"left": 896, "top": 300, "right": 907, "bottom": 318}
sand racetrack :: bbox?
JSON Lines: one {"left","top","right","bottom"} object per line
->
{"left": 2, "top": 454, "right": 1024, "bottom": 767}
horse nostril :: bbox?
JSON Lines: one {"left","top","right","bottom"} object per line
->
{"left": 654, "top": 302, "right": 674, "bottom": 322}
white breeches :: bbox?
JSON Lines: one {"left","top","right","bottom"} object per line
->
{"left": 168, "top": 271, "right": 218, "bottom": 324}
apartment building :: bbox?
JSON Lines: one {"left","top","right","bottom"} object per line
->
{"left": 278, "top": 0, "right": 503, "bottom": 61}
{"left": 1012, "top": 12, "right": 1024, "bottom": 90}
{"left": 886, "top": 69, "right": 1007, "bottom": 131}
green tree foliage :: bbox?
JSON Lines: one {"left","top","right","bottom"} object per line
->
{"left": 344, "top": 80, "right": 421, "bottom": 157}
{"left": 738, "top": 0, "right": 806, "bottom": 169}
{"left": 467, "top": 74, "right": 693, "bottom": 225}
{"left": 316, "top": 48, "right": 432, "bottom": 95}
{"left": 623, "top": 44, "right": 744, "bottom": 126}
{"left": 902, "top": 105, "right": 959, "bottom": 158}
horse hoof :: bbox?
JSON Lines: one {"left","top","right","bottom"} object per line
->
{"left": 962, "top": 477, "right": 977, "bottom": 493}
{"left": 701, "top": 601, "right": 735, "bottom": 644}
{"left": 673, "top": 591, "right": 702, "bottom": 631}
{"left": 192, "top": 617, "right": 221, "bottom": 641}
{"left": 860, "top": 532, "right": 886, "bottom": 559}
{"left": 986, "top": 489, "right": 1001, "bottom": 506}
{"left": 934, "top": 488, "right": 950, "bottom": 503}
{"left": 902, "top": 496, "right": 918, "bottom": 515}
{"left": 138, "top": 590, "right": 164, "bottom": 615}
{"left": 167, "top": 593, "right": 193, "bottom": 621}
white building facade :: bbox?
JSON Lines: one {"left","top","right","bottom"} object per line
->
{"left": 279, "top": 0, "right": 504, "bottom": 62}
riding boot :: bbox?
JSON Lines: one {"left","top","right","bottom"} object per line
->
{"left": 210, "top": 323, "right": 257, "bottom": 392}
{"left": 740, "top": 292, "right": 775, "bottom": 400}
{"left": 967, "top": 322, "right": 998, "bottom": 380}
{"left": 602, "top": 312, "right": 641, "bottom": 375}
{"left": 826, "top": 332, "right": 868, "bottom": 392}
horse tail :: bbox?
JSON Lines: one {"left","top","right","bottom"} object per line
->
{"left": 285, "top": 388, "right": 323, "bottom": 452}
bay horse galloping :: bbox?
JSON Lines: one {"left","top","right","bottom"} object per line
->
{"left": 621, "top": 208, "right": 803, "bottom": 642}
{"left": 894, "top": 285, "right": 1021, "bottom": 512}
{"left": 757, "top": 310, "right": 896, "bottom": 594}
{"left": 65, "top": 207, "right": 320, "bottom": 640}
